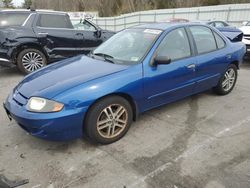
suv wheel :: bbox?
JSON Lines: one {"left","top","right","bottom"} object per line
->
{"left": 17, "top": 48, "right": 47, "bottom": 74}
{"left": 85, "top": 96, "right": 133, "bottom": 144}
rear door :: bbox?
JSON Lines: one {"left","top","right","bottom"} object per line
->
{"left": 33, "top": 13, "right": 78, "bottom": 60}
{"left": 188, "top": 25, "right": 229, "bottom": 93}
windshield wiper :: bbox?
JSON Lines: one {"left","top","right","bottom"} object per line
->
{"left": 93, "top": 53, "right": 115, "bottom": 64}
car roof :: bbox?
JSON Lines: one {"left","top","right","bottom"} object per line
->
{"left": 0, "top": 9, "right": 67, "bottom": 15}
{"left": 133, "top": 22, "right": 207, "bottom": 31}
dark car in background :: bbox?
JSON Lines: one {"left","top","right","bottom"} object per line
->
{"left": 0, "top": 9, "right": 115, "bottom": 74}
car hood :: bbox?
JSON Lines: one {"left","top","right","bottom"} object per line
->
{"left": 239, "top": 26, "right": 250, "bottom": 35}
{"left": 16, "top": 55, "right": 128, "bottom": 99}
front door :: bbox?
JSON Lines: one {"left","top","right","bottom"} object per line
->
{"left": 74, "top": 20, "right": 103, "bottom": 54}
{"left": 143, "top": 27, "right": 196, "bottom": 110}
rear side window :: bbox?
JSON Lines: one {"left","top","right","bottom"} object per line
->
{"left": 214, "top": 32, "right": 226, "bottom": 49}
{"left": 37, "top": 14, "right": 73, "bottom": 29}
{"left": 0, "top": 13, "right": 30, "bottom": 26}
{"left": 157, "top": 27, "right": 191, "bottom": 61}
{"left": 190, "top": 26, "right": 217, "bottom": 54}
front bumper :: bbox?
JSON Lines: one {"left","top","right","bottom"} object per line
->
{"left": 3, "top": 91, "right": 88, "bottom": 141}
{"left": 0, "top": 47, "right": 12, "bottom": 64}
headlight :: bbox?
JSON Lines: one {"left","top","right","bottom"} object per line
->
{"left": 27, "top": 97, "right": 64, "bottom": 112}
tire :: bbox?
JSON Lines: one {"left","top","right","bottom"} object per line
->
{"left": 17, "top": 48, "right": 47, "bottom": 74}
{"left": 213, "top": 64, "right": 238, "bottom": 95}
{"left": 85, "top": 96, "right": 133, "bottom": 144}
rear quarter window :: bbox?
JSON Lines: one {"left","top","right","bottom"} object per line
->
{"left": 214, "top": 32, "right": 226, "bottom": 49}
{"left": 0, "top": 12, "right": 30, "bottom": 26}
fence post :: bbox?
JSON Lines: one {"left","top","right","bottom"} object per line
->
{"left": 114, "top": 17, "right": 116, "bottom": 32}
{"left": 154, "top": 11, "right": 157, "bottom": 22}
{"left": 139, "top": 12, "right": 141, "bottom": 24}
{"left": 172, "top": 10, "right": 175, "bottom": 18}
{"left": 124, "top": 16, "right": 126, "bottom": 29}
{"left": 226, "top": 7, "right": 231, "bottom": 22}
{"left": 196, "top": 9, "right": 200, "bottom": 20}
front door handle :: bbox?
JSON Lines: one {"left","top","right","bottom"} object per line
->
{"left": 186, "top": 64, "right": 196, "bottom": 69}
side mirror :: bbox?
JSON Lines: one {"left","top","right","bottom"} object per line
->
{"left": 94, "top": 29, "right": 102, "bottom": 38}
{"left": 152, "top": 55, "right": 171, "bottom": 66}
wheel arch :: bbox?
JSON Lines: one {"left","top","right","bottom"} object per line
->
{"left": 230, "top": 60, "right": 239, "bottom": 69}
{"left": 84, "top": 92, "right": 139, "bottom": 127}
{"left": 12, "top": 43, "right": 48, "bottom": 64}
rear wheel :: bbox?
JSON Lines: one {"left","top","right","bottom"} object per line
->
{"left": 85, "top": 96, "right": 133, "bottom": 144}
{"left": 213, "top": 64, "right": 237, "bottom": 95}
{"left": 17, "top": 48, "right": 47, "bottom": 74}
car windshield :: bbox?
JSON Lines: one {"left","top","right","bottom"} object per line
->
{"left": 246, "top": 22, "right": 250, "bottom": 26}
{"left": 92, "top": 28, "right": 162, "bottom": 65}
{"left": 0, "top": 12, "right": 30, "bottom": 27}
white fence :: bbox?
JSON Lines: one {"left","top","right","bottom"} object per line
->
{"left": 81, "top": 3, "right": 250, "bottom": 31}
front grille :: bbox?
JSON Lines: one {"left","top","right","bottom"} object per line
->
{"left": 12, "top": 90, "right": 28, "bottom": 106}
{"left": 243, "top": 34, "right": 250, "bottom": 40}
{"left": 13, "top": 98, "right": 23, "bottom": 106}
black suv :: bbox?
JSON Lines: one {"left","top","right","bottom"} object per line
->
{"left": 0, "top": 9, "right": 115, "bottom": 74}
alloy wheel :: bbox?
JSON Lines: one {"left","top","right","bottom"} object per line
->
{"left": 97, "top": 104, "right": 128, "bottom": 139}
{"left": 22, "top": 52, "right": 45, "bottom": 72}
{"left": 222, "top": 68, "right": 236, "bottom": 92}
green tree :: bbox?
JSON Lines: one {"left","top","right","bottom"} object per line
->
{"left": 2, "top": 0, "right": 13, "bottom": 8}
{"left": 22, "top": 0, "right": 32, "bottom": 8}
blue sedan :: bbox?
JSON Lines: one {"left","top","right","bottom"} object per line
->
{"left": 4, "top": 23, "right": 246, "bottom": 144}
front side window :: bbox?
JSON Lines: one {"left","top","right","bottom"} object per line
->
{"left": 37, "top": 14, "right": 73, "bottom": 29}
{"left": 0, "top": 12, "right": 30, "bottom": 26}
{"left": 157, "top": 27, "right": 191, "bottom": 61}
{"left": 74, "top": 20, "right": 96, "bottom": 31}
{"left": 93, "top": 28, "right": 161, "bottom": 65}
{"left": 190, "top": 26, "right": 217, "bottom": 54}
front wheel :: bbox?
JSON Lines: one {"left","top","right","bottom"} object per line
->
{"left": 213, "top": 64, "right": 238, "bottom": 95}
{"left": 85, "top": 96, "right": 133, "bottom": 144}
{"left": 17, "top": 48, "right": 47, "bottom": 74}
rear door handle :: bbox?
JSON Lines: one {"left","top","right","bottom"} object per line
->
{"left": 186, "top": 64, "right": 196, "bottom": 69}
{"left": 226, "top": 54, "right": 232, "bottom": 59}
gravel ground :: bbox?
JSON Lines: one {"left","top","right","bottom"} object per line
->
{"left": 0, "top": 60, "right": 250, "bottom": 188}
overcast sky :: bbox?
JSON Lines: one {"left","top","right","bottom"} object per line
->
{"left": 13, "top": 0, "right": 24, "bottom": 7}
